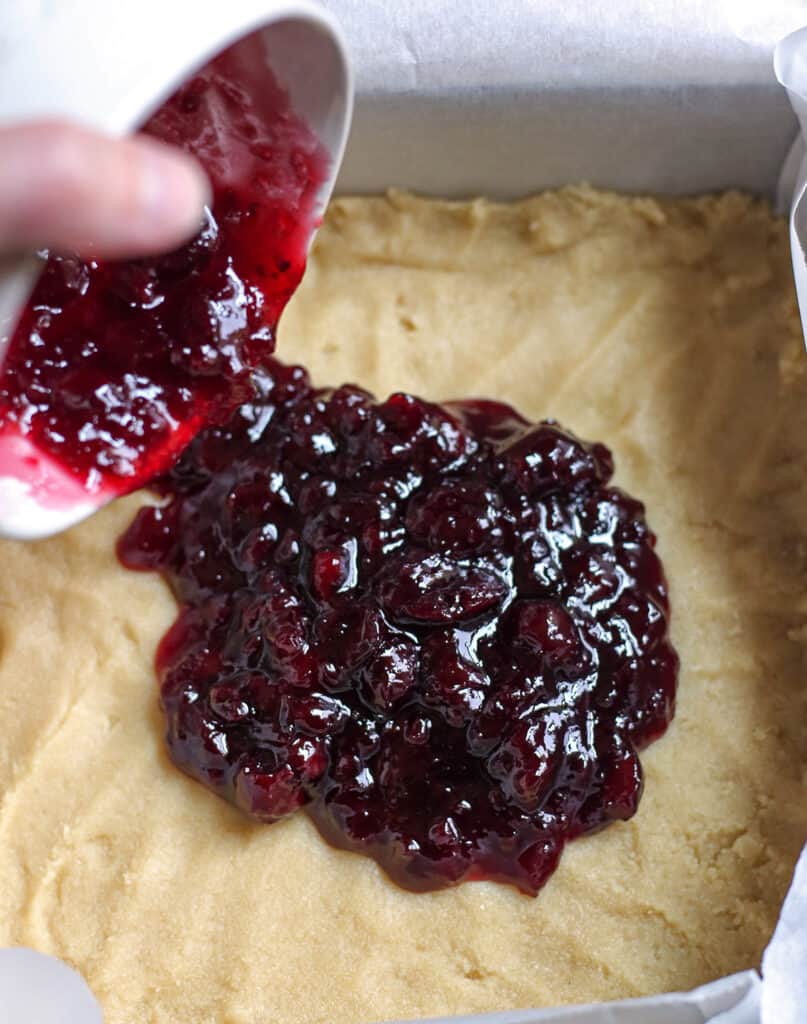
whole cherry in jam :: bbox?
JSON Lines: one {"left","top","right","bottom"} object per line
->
{"left": 0, "top": 39, "right": 328, "bottom": 496}
{"left": 119, "top": 359, "right": 678, "bottom": 895}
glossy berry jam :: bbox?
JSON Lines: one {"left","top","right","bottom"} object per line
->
{"left": 119, "top": 359, "right": 678, "bottom": 895}
{"left": 0, "top": 39, "right": 327, "bottom": 495}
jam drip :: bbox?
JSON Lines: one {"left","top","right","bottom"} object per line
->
{"left": 119, "top": 360, "right": 678, "bottom": 895}
{"left": 0, "top": 40, "right": 327, "bottom": 494}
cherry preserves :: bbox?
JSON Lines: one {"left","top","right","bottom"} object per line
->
{"left": 120, "top": 360, "right": 677, "bottom": 894}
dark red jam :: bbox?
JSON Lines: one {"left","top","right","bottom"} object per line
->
{"left": 0, "top": 40, "right": 327, "bottom": 498}
{"left": 119, "top": 359, "right": 678, "bottom": 894}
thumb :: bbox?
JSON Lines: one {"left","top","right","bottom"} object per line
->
{"left": 0, "top": 120, "right": 211, "bottom": 259}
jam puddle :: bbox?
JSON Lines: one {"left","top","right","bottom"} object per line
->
{"left": 119, "top": 359, "right": 678, "bottom": 895}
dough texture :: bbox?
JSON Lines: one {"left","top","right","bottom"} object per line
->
{"left": 0, "top": 187, "right": 805, "bottom": 1023}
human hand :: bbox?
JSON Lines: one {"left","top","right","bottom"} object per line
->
{"left": 0, "top": 120, "right": 210, "bottom": 260}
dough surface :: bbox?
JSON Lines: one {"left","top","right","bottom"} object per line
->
{"left": 0, "top": 187, "right": 805, "bottom": 1023}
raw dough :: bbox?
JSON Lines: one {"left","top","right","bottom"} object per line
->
{"left": 0, "top": 187, "right": 805, "bottom": 1023}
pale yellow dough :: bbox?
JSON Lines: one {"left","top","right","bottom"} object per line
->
{"left": 0, "top": 187, "right": 806, "bottom": 1023}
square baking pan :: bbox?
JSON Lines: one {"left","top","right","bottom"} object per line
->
{"left": 0, "top": 2, "right": 804, "bottom": 1022}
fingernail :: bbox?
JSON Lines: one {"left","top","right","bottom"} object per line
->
{"left": 136, "top": 142, "right": 212, "bottom": 241}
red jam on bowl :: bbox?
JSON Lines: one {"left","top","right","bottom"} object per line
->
{"left": 119, "top": 359, "right": 678, "bottom": 895}
{"left": 0, "top": 40, "right": 328, "bottom": 498}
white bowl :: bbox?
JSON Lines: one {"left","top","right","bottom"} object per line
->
{"left": 0, "top": 0, "right": 353, "bottom": 539}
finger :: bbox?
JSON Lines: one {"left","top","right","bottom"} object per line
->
{"left": 0, "top": 120, "right": 211, "bottom": 259}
